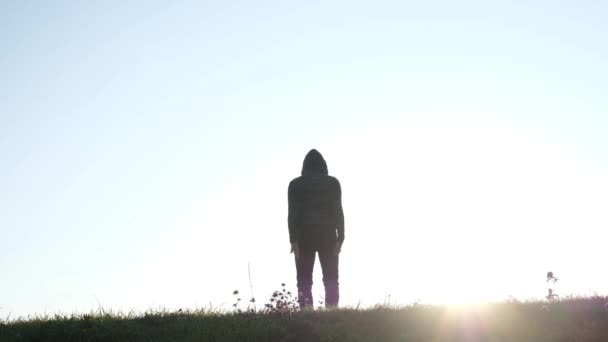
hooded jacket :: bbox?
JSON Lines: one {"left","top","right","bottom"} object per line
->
{"left": 288, "top": 149, "right": 344, "bottom": 246}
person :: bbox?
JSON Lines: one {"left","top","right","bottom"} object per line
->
{"left": 288, "top": 149, "right": 344, "bottom": 309}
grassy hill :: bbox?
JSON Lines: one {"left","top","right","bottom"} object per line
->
{"left": 2, "top": 297, "right": 608, "bottom": 341}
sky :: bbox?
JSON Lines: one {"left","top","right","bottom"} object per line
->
{"left": 1, "top": 1, "right": 607, "bottom": 317}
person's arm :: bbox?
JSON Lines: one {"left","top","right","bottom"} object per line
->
{"left": 288, "top": 180, "right": 298, "bottom": 244}
{"left": 335, "top": 179, "right": 345, "bottom": 243}
{"left": 288, "top": 181, "right": 300, "bottom": 259}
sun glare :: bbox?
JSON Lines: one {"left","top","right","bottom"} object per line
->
{"left": 321, "top": 119, "right": 608, "bottom": 306}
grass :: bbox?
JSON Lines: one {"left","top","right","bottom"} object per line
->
{"left": 2, "top": 296, "right": 608, "bottom": 341}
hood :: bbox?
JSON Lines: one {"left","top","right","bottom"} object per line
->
{"left": 301, "top": 149, "right": 328, "bottom": 176}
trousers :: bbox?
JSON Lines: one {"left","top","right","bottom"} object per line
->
{"left": 295, "top": 243, "right": 339, "bottom": 308}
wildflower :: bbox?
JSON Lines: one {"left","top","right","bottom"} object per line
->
{"left": 250, "top": 297, "right": 256, "bottom": 303}
{"left": 545, "top": 271, "right": 559, "bottom": 300}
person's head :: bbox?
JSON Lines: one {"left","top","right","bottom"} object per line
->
{"left": 301, "top": 149, "right": 328, "bottom": 176}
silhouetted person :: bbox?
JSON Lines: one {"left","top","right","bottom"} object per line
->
{"left": 288, "top": 149, "right": 344, "bottom": 309}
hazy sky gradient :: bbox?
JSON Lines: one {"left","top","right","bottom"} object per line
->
{"left": 1, "top": 1, "right": 607, "bottom": 316}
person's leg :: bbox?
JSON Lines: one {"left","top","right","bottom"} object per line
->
{"left": 295, "top": 247, "right": 315, "bottom": 309}
{"left": 318, "top": 245, "right": 339, "bottom": 308}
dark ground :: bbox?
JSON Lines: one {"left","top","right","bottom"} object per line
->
{"left": 2, "top": 297, "right": 608, "bottom": 341}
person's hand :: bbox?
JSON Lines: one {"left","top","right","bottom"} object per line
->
{"left": 334, "top": 241, "right": 343, "bottom": 256}
{"left": 290, "top": 242, "right": 300, "bottom": 260}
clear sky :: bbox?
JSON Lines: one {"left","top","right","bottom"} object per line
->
{"left": 1, "top": 1, "right": 607, "bottom": 317}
